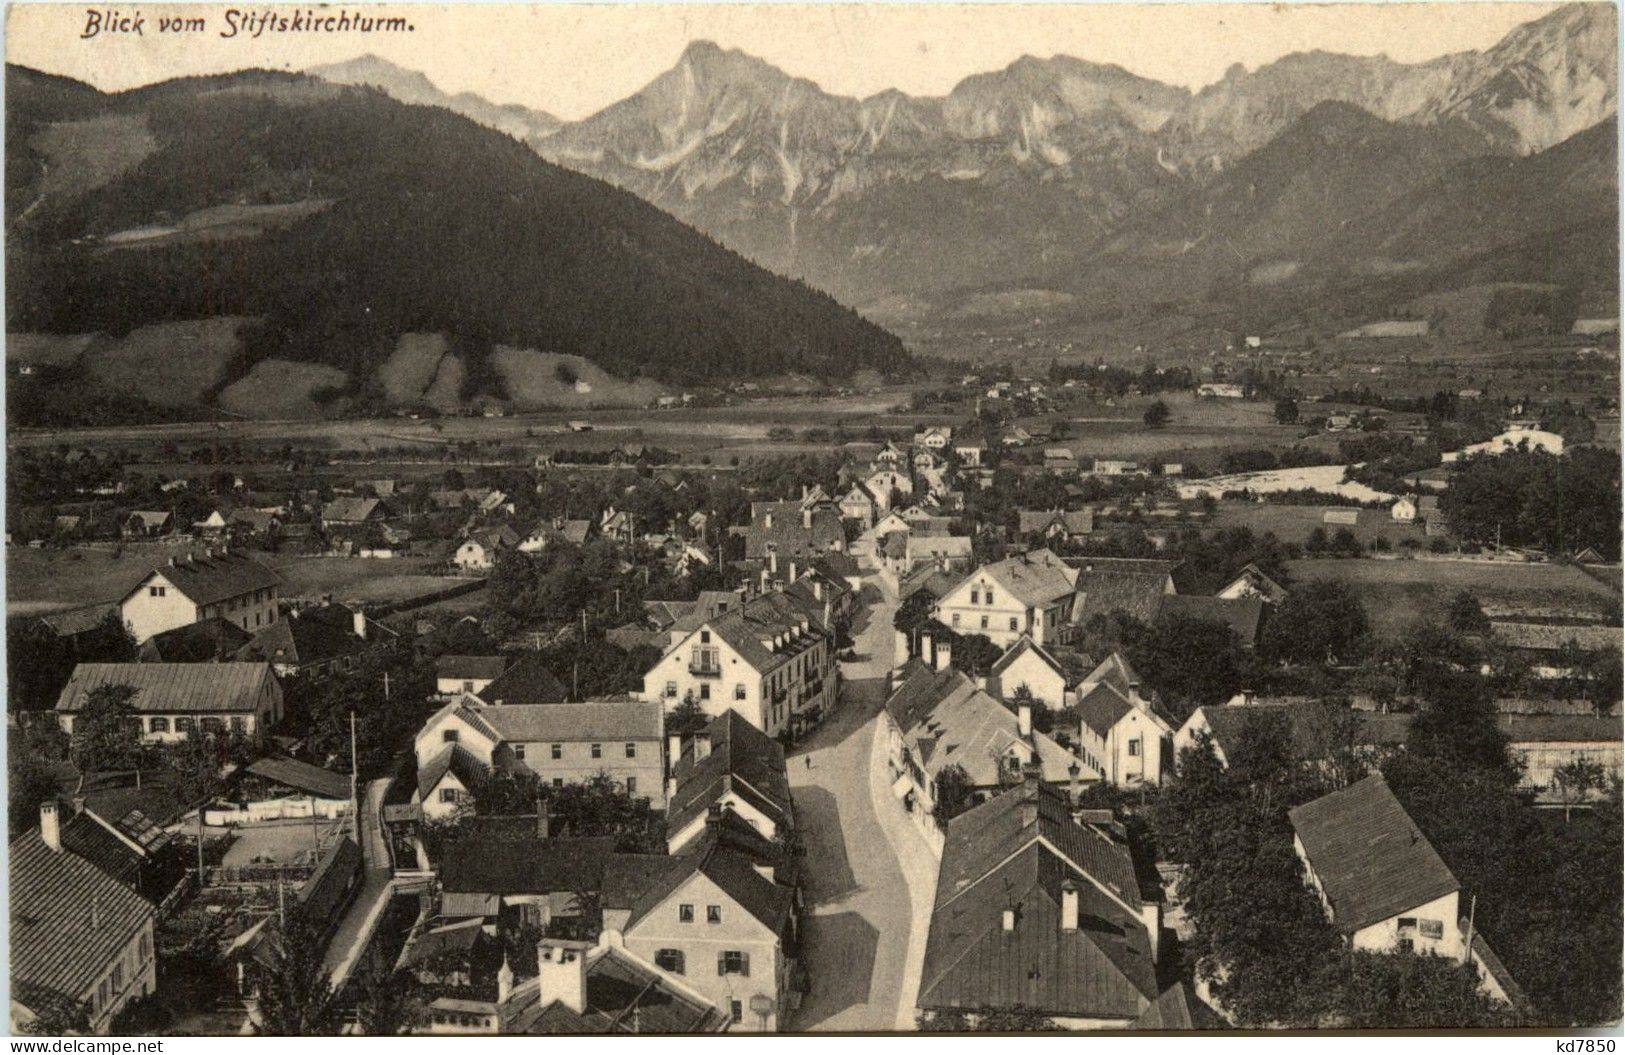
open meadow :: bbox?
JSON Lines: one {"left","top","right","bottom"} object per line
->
{"left": 1284, "top": 557, "right": 1622, "bottom": 634}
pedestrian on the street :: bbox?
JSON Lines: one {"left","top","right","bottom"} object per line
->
{"left": 805, "top": 755, "right": 813, "bottom": 770}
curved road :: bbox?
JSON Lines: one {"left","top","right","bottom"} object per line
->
{"left": 788, "top": 574, "right": 938, "bottom": 1031}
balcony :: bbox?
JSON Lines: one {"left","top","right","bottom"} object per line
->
{"left": 688, "top": 663, "right": 723, "bottom": 678}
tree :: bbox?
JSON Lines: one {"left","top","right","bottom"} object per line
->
{"left": 1447, "top": 590, "right": 1491, "bottom": 635}
{"left": 1127, "top": 614, "right": 1246, "bottom": 723}
{"left": 1274, "top": 398, "right": 1299, "bottom": 425}
{"left": 1259, "top": 580, "right": 1369, "bottom": 666}
{"left": 1551, "top": 759, "right": 1606, "bottom": 823}
{"left": 666, "top": 696, "right": 709, "bottom": 739}
{"left": 69, "top": 683, "right": 143, "bottom": 773}
{"left": 253, "top": 908, "right": 342, "bottom": 1035}
{"left": 1143, "top": 400, "right": 1171, "bottom": 429}
{"left": 932, "top": 765, "right": 976, "bottom": 829}
{"left": 9, "top": 740, "right": 63, "bottom": 837}
{"left": 355, "top": 969, "right": 424, "bottom": 1036}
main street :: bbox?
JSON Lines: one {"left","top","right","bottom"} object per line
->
{"left": 788, "top": 571, "right": 939, "bottom": 1031}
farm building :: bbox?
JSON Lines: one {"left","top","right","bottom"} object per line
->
{"left": 55, "top": 662, "right": 284, "bottom": 743}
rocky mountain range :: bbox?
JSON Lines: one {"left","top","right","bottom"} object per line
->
{"left": 311, "top": 3, "right": 1618, "bottom": 344}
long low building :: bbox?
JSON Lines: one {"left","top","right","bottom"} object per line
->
{"left": 55, "top": 662, "right": 285, "bottom": 742}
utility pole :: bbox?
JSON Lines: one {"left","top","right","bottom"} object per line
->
{"left": 350, "top": 710, "right": 360, "bottom": 846}
{"left": 1462, "top": 894, "right": 1477, "bottom": 965}
{"left": 196, "top": 808, "right": 205, "bottom": 885}
{"left": 383, "top": 671, "right": 391, "bottom": 702}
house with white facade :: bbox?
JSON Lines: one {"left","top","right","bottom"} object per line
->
{"left": 933, "top": 549, "right": 1077, "bottom": 648}
{"left": 1288, "top": 774, "right": 1519, "bottom": 1003}
{"left": 1071, "top": 654, "right": 1173, "bottom": 788}
{"left": 643, "top": 591, "right": 836, "bottom": 739}
{"left": 55, "top": 662, "right": 284, "bottom": 743}
{"left": 117, "top": 550, "right": 280, "bottom": 644}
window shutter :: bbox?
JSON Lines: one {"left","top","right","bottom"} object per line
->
{"left": 717, "top": 952, "right": 727, "bottom": 976}
{"left": 740, "top": 952, "right": 750, "bottom": 978}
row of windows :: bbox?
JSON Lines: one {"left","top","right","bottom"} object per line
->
{"left": 677, "top": 903, "right": 724, "bottom": 924}
{"left": 968, "top": 587, "right": 998, "bottom": 606}
{"left": 92, "top": 931, "right": 151, "bottom": 1014}
{"left": 441, "top": 730, "right": 639, "bottom": 760}
{"left": 951, "top": 613, "right": 1020, "bottom": 632}
{"left": 148, "top": 715, "right": 246, "bottom": 734}
{"left": 652, "top": 948, "right": 751, "bottom": 978}
{"left": 450, "top": 776, "right": 639, "bottom": 799}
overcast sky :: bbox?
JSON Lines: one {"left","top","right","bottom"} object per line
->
{"left": 6, "top": 2, "right": 1565, "bottom": 121}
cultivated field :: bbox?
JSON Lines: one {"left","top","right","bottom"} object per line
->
{"left": 218, "top": 359, "right": 349, "bottom": 420}
{"left": 81, "top": 317, "right": 249, "bottom": 407}
{"left": 1285, "top": 557, "right": 1623, "bottom": 634}
{"left": 1178, "top": 464, "right": 1393, "bottom": 502}
{"left": 1209, "top": 502, "right": 1427, "bottom": 546}
{"left": 6, "top": 544, "right": 473, "bottom": 614}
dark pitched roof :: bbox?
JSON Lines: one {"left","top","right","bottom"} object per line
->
{"left": 477, "top": 652, "right": 568, "bottom": 706}
{"left": 667, "top": 711, "right": 792, "bottom": 837}
{"left": 243, "top": 756, "right": 351, "bottom": 800}
{"left": 39, "top": 603, "right": 116, "bottom": 638}
{"left": 1495, "top": 713, "right": 1623, "bottom": 743}
{"left": 137, "top": 617, "right": 254, "bottom": 662}
{"left": 602, "top": 854, "right": 692, "bottom": 913}
{"left": 990, "top": 635, "right": 1066, "bottom": 680}
{"left": 417, "top": 743, "right": 492, "bottom": 802}
{"left": 11, "top": 829, "right": 155, "bottom": 1009}
{"left": 129, "top": 551, "right": 279, "bottom": 607}
{"left": 622, "top": 842, "right": 794, "bottom": 936}
{"left": 936, "top": 780, "right": 1145, "bottom": 914}
{"left": 299, "top": 837, "right": 362, "bottom": 927}
{"left": 1133, "top": 982, "right": 1226, "bottom": 1030}
{"left": 980, "top": 550, "right": 1076, "bottom": 608}
{"left": 1158, "top": 595, "right": 1265, "bottom": 647}
{"left": 55, "top": 662, "right": 279, "bottom": 715}
{"left": 884, "top": 662, "right": 972, "bottom": 734}
{"left": 920, "top": 784, "right": 1157, "bottom": 1020}
{"left": 1287, "top": 774, "right": 1458, "bottom": 934}
{"left": 436, "top": 655, "right": 510, "bottom": 681}
{"left": 321, "top": 497, "right": 382, "bottom": 523}
{"left": 439, "top": 836, "right": 618, "bottom": 896}
{"left": 699, "top": 591, "right": 828, "bottom": 676}
{"left": 507, "top": 946, "right": 722, "bottom": 1034}
{"left": 480, "top": 700, "right": 664, "bottom": 743}
{"left": 241, "top": 605, "right": 376, "bottom": 668}
{"left": 1075, "top": 681, "right": 1136, "bottom": 737}
{"left": 1072, "top": 569, "right": 1171, "bottom": 625}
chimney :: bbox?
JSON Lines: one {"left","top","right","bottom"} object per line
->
{"left": 1142, "top": 903, "right": 1162, "bottom": 962}
{"left": 764, "top": 513, "right": 774, "bottom": 530}
{"left": 694, "top": 733, "right": 712, "bottom": 761}
{"left": 1001, "top": 907, "right": 1017, "bottom": 932}
{"left": 788, "top": 561, "right": 798, "bottom": 584}
{"left": 768, "top": 548, "right": 778, "bottom": 574}
{"left": 353, "top": 608, "right": 367, "bottom": 641}
{"left": 496, "top": 953, "right": 514, "bottom": 1005}
{"left": 1060, "top": 880, "right": 1080, "bottom": 932}
{"left": 537, "top": 940, "right": 590, "bottom": 1015}
{"left": 1019, "top": 787, "right": 1039, "bottom": 828}
{"left": 40, "top": 801, "right": 61, "bottom": 853}
{"left": 811, "top": 579, "right": 823, "bottom": 601}
{"left": 1068, "top": 762, "right": 1081, "bottom": 805}
{"left": 1018, "top": 703, "right": 1032, "bottom": 738}
{"left": 802, "top": 508, "right": 813, "bottom": 529}
{"left": 921, "top": 633, "right": 933, "bottom": 667}
{"left": 935, "top": 640, "right": 952, "bottom": 672}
